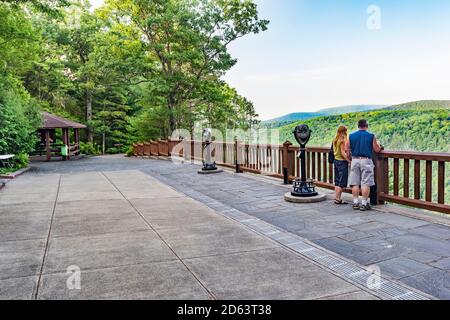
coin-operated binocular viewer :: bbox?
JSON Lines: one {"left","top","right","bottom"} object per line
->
{"left": 198, "top": 128, "right": 223, "bottom": 174}
{"left": 284, "top": 124, "right": 326, "bottom": 203}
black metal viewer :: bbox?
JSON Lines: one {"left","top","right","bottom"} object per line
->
{"left": 198, "top": 128, "right": 223, "bottom": 174}
{"left": 291, "top": 124, "right": 318, "bottom": 197}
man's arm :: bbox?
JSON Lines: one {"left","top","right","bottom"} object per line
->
{"left": 373, "top": 136, "right": 382, "bottom": 153}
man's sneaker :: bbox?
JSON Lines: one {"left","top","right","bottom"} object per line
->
{"left": 360, "top": 204, "right": 371, "bottom": 211}
{"left": 352, "top": 203, "right": 360, "bottom": 210}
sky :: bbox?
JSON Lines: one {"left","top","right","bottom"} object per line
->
{"left": 90, "top": 1, "right": 450, "bottom": 120}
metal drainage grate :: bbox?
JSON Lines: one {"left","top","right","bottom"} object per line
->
{"left": 154, "top": 177, "right": 433, "bottom": 301}
{"left": 301, "top": 248, "right": 330, "bottom": 260}
{"left": 315, "top": 255, "right": 347, "bottom": 268}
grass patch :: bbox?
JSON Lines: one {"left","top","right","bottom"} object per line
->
{"left": 0, "top": 154, "right": 29, "bottom": 175}
{"left": 0, "top": 166, "right": 23, "bottom": 175}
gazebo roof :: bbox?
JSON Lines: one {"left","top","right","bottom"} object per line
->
{"left": 40, "top": 112, "right": 87, "bottom": 129}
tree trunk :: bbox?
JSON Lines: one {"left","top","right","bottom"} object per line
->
{"left": 168, "top": 95, "right": 177, "bottom": 134}
{"left": 189, "top": 101, "right": 194, "bottom": 137}
{"left": 85, "top": 90, "right": 93, "bottom": 143}
{"left": 102, "top": 132, "right": 105, "bottom": 155}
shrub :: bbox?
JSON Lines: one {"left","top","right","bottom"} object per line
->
{"left": 0, "top": 83, "right": 40, "bottom": 156}
{"left": 126, "top": 146, "right": 135, "bottom": 157}
{"left": 13, "top": 153, "right": 29, "bottom": 168}
{"left": 105, "top": 147, "right": 119, "bottom": 154}
{"left": 80, "top": 142, "right": 99, "bottom": 155}
{"left": 0, "top": 153, "right": 29, "bottom": 175}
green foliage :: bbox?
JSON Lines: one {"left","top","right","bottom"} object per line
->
{"left": 0, "top": 153, "right": 29, "bottom": 174}
{"left": 265, "top": 101, "right": 450, "bottom": 129}
{"left": 125, "top": 146, "right": 134, "bottom": 157}
{"left": 128, "top": 108, "right": 168, "bottom": 142}
{"left": 385, "top": 100, "right": 450, "bottom": 111}
{"left": 79, "top": 141, "right": 99, "bottom": 155}
{"left": 277, "top": 107, "right": 450, "bottom": 203}
{"left": 13, "top": 153, "right": 30, "bottom": 168}
{"left": 2, "top": 0, "right": 69, "bottom": 17}
{"left": 105, "top": 147, "right": 119, "bottom": 154}
{"left": 263, "top": 105, "right": 386, "bottom": 128}
{"left": 3, "top": 0, "right": 265, "bottom": 156}
{"left": 99, "top": 0, "right": 266, "bottom": 133}
{"left": 278, "top": 109, "right": 450, "bottom": 153}
{"left": 0, "top": 1, "right": 50, "bottom": 157}
{"left": 0, "top": 81, "right": 40, "bottom": 155}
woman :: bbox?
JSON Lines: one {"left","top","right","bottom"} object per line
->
{"left": 333, "top": 125, "right": 351, "bottom": 204}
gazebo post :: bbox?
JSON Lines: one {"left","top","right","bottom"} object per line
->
{"left": 74, "top": 128, "right": 79, "bottom": 155}
{"left": 39, "top": 112, "right": 86, "bottom": 161}
{"left": 62, "top": 128, "right": 71, "bottom": 160}
{"left": 61, "top": 128, "right": 66, "bottom": 145}
{"left": 61, "top": 128, "right": 66, "bottom": 160}
{"left": 45, "top": 130, "right": 51, "bottom": 161}
{"left": 67, "top": 129, "right": 71, "bottom": 160}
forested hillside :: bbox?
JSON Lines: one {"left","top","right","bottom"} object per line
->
{"left": 263, "top": 105, "right": 385, "bottom": 128}
{"left": 278, "top": 108, "right": 450, "bottom": 153}
{"left": 385, "top": 100, "right": 450, "bottom": 111}
{"left": 0, "top": 0, "right": 267, "bottom": 160}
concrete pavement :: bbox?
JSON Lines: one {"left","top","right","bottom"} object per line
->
{"left": 0, "top": 169, "right": 380, "bottom": 300}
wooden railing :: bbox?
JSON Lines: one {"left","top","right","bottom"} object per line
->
{"left": 133, "top": 139, "right": 450, "bottom": 214}
{"left": 375, "top": 151, "right": 450, "bottom": 214}
{"left": 69, "top": 143, "right": 81, "bottom": 156}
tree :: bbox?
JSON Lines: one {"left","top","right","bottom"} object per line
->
{"left": 0, "top": 82, "right": 41, "bottom": 156}
{"left": 2, "top": 0, "right": 69, "bottom": 16}
{"left": 62, "top": 3, "right": 103, "bottom": 142}
{"left": 0, "top": 1, "right": 40, "bottom": 77}
{"left": 0, "top": 1, "right": 45, "bottom": 158}
{"left": 101, "top": 0, "right": 268, "bottom": 133}
{"left": 188, "top": 79, "right": 259, "bottom": 133}
{"left": 2, "top": 0, "right": 268, "bottom": 157}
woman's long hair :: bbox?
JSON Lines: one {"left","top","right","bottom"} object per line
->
{"left": 333, "top": 125, "right": 348, "bottom": 147}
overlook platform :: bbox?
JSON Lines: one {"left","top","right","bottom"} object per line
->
{"left": 0, "top": 155, "right": 448, "bottom": 300}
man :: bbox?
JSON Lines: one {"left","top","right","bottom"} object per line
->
{"left": 345, "top": 119, "right": 382, "bottom": 211}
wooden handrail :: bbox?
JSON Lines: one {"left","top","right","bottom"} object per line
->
{"left": 132, "top": 139, "right": 450, "bottom": 214}
{"left": 379, "top": 150, "right": 450, "bottom": 161}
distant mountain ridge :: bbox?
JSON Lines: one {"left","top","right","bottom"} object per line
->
{"left": 275, "top": 101, "right": 450, "bottom": 202}
{"left": 384, "top": 100, "right": 450, "bottom": 111}
{"left": 263, "top": 100, "right": 450, "bottom": 127}
{"left": 263, "top": 105, "right": 386, "bottom": 127}
{"left": 318, "top": 105, "right": 388, "bottom": 114}
{"left": 276, "top": 100, "right": 450, "bottom": 153}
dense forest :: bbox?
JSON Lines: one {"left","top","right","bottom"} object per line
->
{"left": 0, "top": 0, "right": 267, "bottom": 166}
{"left": 278, "top": 101, "right": 450, "bottom": 153}
{"left": 1, "top": 0, "right": 449, "bottom": 170}
{"left": 277, "top": 102, "right": 450, "bottom": 203}
{"left": 263, "top": 105, "right": 386, "bottom": 128}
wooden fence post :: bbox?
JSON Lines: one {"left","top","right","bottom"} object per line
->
{"left": 282, "top": 141, "right": 293, "bottom": 184}
{"left": 234, "top": 138, "right": 241, "bottom": 173}
{"left": 223, "top": 141, "right": 226, "bottom": 164}
{"left": 168, "top": 138, "right": 173, "bottom": 156}
{"left": 374, "top": 153, "right": 386, "bottom": 205}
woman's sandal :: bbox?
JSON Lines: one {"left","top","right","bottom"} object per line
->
{"left": 334, "top": 199, "right": 348, "bottom": 205}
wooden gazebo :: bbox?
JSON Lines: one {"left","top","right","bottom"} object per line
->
{"left": 37, "top": 112, "right": 86, "bottom": 161}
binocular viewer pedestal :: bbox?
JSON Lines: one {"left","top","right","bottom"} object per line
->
{"left": 284, "top": 124, "right": 327, "bottom": 204}
{"left": 198, "top": 163, "right": 223, "bottom": 174}
{"left": 198, "top": 128, "right": 223, "bottom": 174}
{"left": 285, "top": 178, "right": 327, "bottom": 203}
{"left": 198, "top": 168, "right": 223, "bottom": 174}
{"left": 285, "top": 192, "right": 327, "bottom": 203}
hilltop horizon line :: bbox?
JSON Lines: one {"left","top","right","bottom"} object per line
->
{"left": 263, "top": 100, "right": 450, "bottom": 123}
